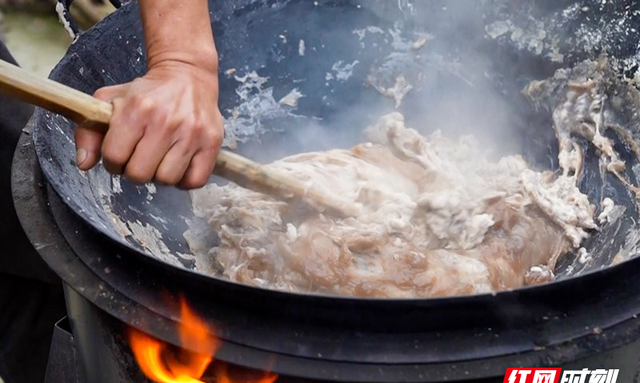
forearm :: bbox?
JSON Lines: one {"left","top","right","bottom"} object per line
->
{"left": 77, "top": 0, "right": 222, "bottom": 188}
{"left": 138, "top": 0, "right": 217, "bottom": 71}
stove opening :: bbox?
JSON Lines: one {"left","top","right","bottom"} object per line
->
{"left": 128, "top": 296, "right": 278, "bottom": 383}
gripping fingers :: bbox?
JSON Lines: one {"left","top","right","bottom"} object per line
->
{"left": 101, "top": 98, "right": 145, "bottom": 175}
{"left": 178, "top": 149, "right": 217, "bottom": 190}
{"left": 122, "top": 127, "right": 176, "bottom": 184}
{"left": 155, "top": 140, "right": 197, "bottom": 185}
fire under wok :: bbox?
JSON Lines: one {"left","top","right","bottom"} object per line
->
{"left": 31, "top": 0, "right": 640, "bottom": 300}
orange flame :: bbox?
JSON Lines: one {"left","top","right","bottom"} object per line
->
{"left": 129, "top": 297, "right": 278, "bottom": 383}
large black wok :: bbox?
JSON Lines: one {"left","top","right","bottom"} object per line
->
{"left": 33, "top": 0, "right": 640, "bottom": 300}
{"left": 20, "top": 1, "right": 640, "bottom": 381}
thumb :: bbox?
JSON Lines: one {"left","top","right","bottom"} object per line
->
{"left": 75, "top": 124, "right": 104, "bottom": 171}
{"left": 93, "top": 84, "right": 126, "bottom": 102}
{"left": 74, "top": 84, "right": 126, "bottom": 171}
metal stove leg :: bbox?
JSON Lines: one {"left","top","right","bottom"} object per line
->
{"left": 63, "top": 285, "right": 149, "bottom": 383}
{"left": 44, "top": 317, "right": 80, "bottom": 383}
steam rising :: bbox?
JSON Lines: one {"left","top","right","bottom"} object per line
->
{"left": 241, "top": 1, "right": 535, "bottom": 165}
{"left": 194, "top": 0, "right": 640, "bottom": 289}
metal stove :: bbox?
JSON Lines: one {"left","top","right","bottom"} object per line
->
{"left": 12, "top": 122, "right": 640, "bottom": 383}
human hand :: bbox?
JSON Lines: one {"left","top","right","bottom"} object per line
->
{"left": 74, "top": 60, "right": 223, "bottom": 189}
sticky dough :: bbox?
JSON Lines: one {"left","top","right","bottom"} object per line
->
{"left": 184, "top": 113, "right": 596, "bottom": 298}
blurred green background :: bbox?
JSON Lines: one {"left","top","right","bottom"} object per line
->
{"left": 0, "top": 0, "right": 114, "bottom": 76}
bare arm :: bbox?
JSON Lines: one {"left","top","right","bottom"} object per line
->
{"left": 75, "top": 0, "right": 223, "bottom": 189}
{"left": 141, "top": 0, "right": 216, "bottom": 71}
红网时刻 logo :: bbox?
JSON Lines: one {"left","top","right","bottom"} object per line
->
{"left": 503, "top": 368, "right": 619, "bottom": 383}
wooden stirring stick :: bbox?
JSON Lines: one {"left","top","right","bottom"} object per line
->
{"left": 0, "top": 59, "right": 359, "bottom": 217}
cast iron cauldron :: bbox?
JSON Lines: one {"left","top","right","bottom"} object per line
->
{"left": 21, "top": 0, "right": 640, "bottom": 381}
{"left": 40, "top": 0, "right": 640, "bottom": 289}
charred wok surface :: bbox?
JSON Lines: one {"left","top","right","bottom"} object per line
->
{"left": 524, "top": 57, "right": 640, "bottom": 277}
